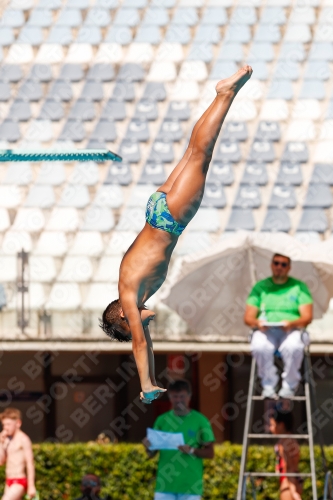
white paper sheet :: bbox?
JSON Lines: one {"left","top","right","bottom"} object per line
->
{"left": 147, "top": 428, "right": 185, "bottom": 450}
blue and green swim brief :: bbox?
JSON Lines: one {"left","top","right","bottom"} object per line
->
{"left": 145, "top": 192, "right": 186, "bottom": 236}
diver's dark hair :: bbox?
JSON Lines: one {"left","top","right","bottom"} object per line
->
{"left": 168, "top": 379, "right": 192, "bottom": 394}
{"left": 99, "top": 299, "right": 131, "bottom": 342}
{"left": 271, "top": 407, "right": 293, "bottom": 432}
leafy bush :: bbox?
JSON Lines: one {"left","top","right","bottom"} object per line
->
{"left": 0, "top": 443, "right": 331, "bottom": 499}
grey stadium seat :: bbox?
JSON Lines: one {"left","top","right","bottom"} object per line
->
{"left": 214, "top": 141, "right": 241, "bottom": 163}
{"left": 113, "top": 8, "right": 140, "bottom": 27}
{"left": 135, "top": 26, "right": 161, "bottom": 44}
{"left": 255, "top": 121, "right": 281, "bottom": 141}
{"left": 69, "top": 100, "right": 95, "bottom": 121}
{"left": 262, "top": 209, "right": 291, "bottom": 232}
{"left": 210, "top": 61, "right": 238, "bottom": 80}
{"left": 59, "top": 64, "right": 83, "bottom": 82}
{"left": 202, "top": 7, "right": 227, "bottom": 25}
{"left": 118, "top": 140, "right": 141, "bottom": 163}
{"left": 59, "top": 120, "right": 86, "bottom": 142}
{"left": 9, "top": 100, "right": 31, "bottom": 121}
{"left": 134, "top": 99, "right": 158, "bottom": 121}
{"left": 28, "top": 8, "right": 53, "bottom": 27}
{"left": 56, "top": 8, "right": 82, "bottom": 26}
{"left": 123, "top": 0, "right": 147, "bottom": 6}
{"left": 297, "top": 209, "right": 328, "bottom": 233}
{"left": 157, "top": 120, "right": 183, "bottom": 142}
{"left": 3, "top": 163, "right": 32, "bottom": 185}
{"left": 268, "top": 185, "right": 296, "bottom": 209}
{"left": 194, "top": 25, "right": 220, "bottom": 44}
{"left": 299, "top": 80, "right": 326, "bottom": 100}
{"left": 326, "top": 101, "right": 333, "bottom": 119}
{"left": 17, "top": 80, "right": 43, "bottom": 101}
{"left": 80, "top": 81, "right": 104, "bottom": 101}
{"left": 117, "top": 63, "right": 145, "bottom": 82}
{"left": 85, "top": 8, "right": 111, "bottom": 26}
{"left": 86, "top": 139, "right": 106, "bottom": 149}
{"left": 0, "top": 65, "right": 22, "bottom": 83}
{"left": 66, "top": 0, "right": 89, "bottom": 7}
{"left": 47, "top": 26, "right": 73, "bottom": 44}
{"left": 149, "top": 141, "right": 174, "bottom": 163}
{"left": 18, "top": 26, "right": 43, "bottom": 46}
{"left": 101, "top": 99, "right": 126, "bottom": 121}
{"left": 187, "top": 43, "right": 213, "bottom": 63}
{"left": 279, "top": 42, "right": 305, "bottom": 61}
{"left": 0, "top": 120, "right": 21, "bottom": 142}
{"left": 39, "top": 99, "right": 64, "bottom": 121}
{"left": 142, "top": 82, "right": 166, "bottom": 101}
{"left": 207, "top": 161, "right": 234, "bottom": 185}
{"left": 143, "top": 7, "right": 169, "bottom": 26}
{"left": 248, "top": 42, "right": 274, "bottom": 62}
{"left": 309, "top": 42, "right": 333, "bottom": 61}
{"left": 104, "top": 162, "right": 132, "bottom": 185}
{"left": 90, "top": 120, "right": 117, "bottom": 142}
{"left": 282, "top": 142, "right": 308, "bottom": 163}
{"left": 48, "top": 80, "right": 73, "bottom": 101}
{"left": 246, "top": 60, "right": 268, "bottom": 80}
{"left": 201, "top": 183, "right": 226, "bottom": 208}
{"left": 112, "top": 81, "right": 135, "bottom": 101}
{"left": 87, "top": 64, "right": 114, "bottom": 82}
{"left": 225, "top": 24, "right": 251, "bottom": 43}
{"left": 304, "top": 61, "right": 330, "bottom": 80}
{"left": 274, "top": 60, "right": 299, "bottom": 80}
{"left": 105, "top": 26, "right": 132, "bottom": 45}
{"left": 81, "top": 207, "right": 114, "bottom": 232}
{"left": 241, "top": 163, "right": 268, "bottom": 185}
{"left": 59, "top": 184, "right": 90, "bottom": 208}
{"left": 38, "top": 0, "right": 62, "bottom": 7}
{"left": 260, "top": 7, "right": 286, "bottom": 25}
{"left": 2, "top": 10, "right": 24, "bottom": 28}
{"left": 276, "top": 162, "right": 303, "bottom": 185}
{"left": 221, "top": 122, "right": 248, "bottom": 142}
{"left": 226, "top": 208, "right": 255, "bottom": 231}
{"left": 0, "top": 27, "right": 14, "bottom": 46}
{"left": 172, "top": 7, "right": 198, "bottom": 26}
{"left": 267, "top": 80, "right": 293, "bottom": 100}
{"left": 25, "top": 185, "right": 55, "bottom": 208}
{"left": 126, "top": 120, "right": 150, "bottom": 142}
{"left": 166, "top": 101, "right": 190, "bottom": 120}
{"left": 0, "top": 83, "right": 11, "bottom": 102}
{"left": 217, "top": 43, "right": 244, "bottom": 61}
{"left": 138, "top": 162, "right": 166, "bottom": 185}
{"left": 233, "top": 185, "right": 261, "bottom": 208}
{"left": 165, "top": 24, "right": 191, "bottom": 45}
{"left": 231, "top": 6, "right": 257, "bottom": 25}
{"left": 311, "top": 164, "right": 333, "bottom": 185}
{"left": 254, "top": 24, "right": 281, "bottom": 43}
{"left": 249, "top": 141, "right": 275, "bottom": 162}
{"left": 303, "top": 184, "right": 332, "bottom": 208}
{"left": 29, "top": 64, "right": 52, "bottom": 82}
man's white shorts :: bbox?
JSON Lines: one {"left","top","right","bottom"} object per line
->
{"left": 154, "top": 493, "right": 201, "bottom": 500}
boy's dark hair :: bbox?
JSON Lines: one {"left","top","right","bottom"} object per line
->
{"left": 272, "top": 253, "right": 291, "bottom": 265}
{"left": 99, "top": 299, "right": 131, "bottom": 342}
{"left": 168, "top": 379, "right": 192, "bottom": 394}
{"left": 272, "top": 407, "right": 293, "bottom": 432}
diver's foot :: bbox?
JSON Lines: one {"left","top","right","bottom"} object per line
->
{"left": 140, "top": 387, "right": 167, "bottom": 405}
{"left": 215, "top": 65, "right": 253, "bottom": 96}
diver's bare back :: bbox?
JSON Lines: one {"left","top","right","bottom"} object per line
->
{"left": 119, "top": 223, "right": 178, "bottom": 305}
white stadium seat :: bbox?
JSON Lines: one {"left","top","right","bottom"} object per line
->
{"left": 46, "top": 283, "right": 81, "bottom": 310}
{"left": 58, "top": 256, "right": 93, "bottom": 282}
{"left": 94, "top": 256, "right": 122, "bottom": 282}
{"left": 69, "top": 231, "right": 104, "bottom": 256}
{"left": 35, "top": 231, "right": 68, "bottom": 256}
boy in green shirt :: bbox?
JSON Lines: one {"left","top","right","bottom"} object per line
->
{"left": 244, "top": 254, "right": 313, "bottom": 399}
{"left": 142, "top": 379, "right": 215, "bottom": 500}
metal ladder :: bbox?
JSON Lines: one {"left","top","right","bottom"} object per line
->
{"left": 237, "top": 346, "right": 327, "bottom": 500}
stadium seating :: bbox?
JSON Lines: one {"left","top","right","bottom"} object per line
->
{"left": 0, "top": 0, "right": 333, "bottom": 331}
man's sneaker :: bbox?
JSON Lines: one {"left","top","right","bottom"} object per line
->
{"left": 262, "top": 386, "right": 277, "bottom": 399}
{"left": 278, "top": 386, "right": 295, "bottom": 399}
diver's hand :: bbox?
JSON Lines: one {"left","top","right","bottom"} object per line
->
{"left": 140, "top": 386, "right": 167, "bottom": 404}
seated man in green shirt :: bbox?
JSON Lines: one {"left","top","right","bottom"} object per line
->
{"left": 244, "top": 253, "right": 313, "bottom": 399}
{"left": 142, "top": 379, "right": 215, "bottom": 500}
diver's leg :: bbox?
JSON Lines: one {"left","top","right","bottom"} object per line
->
{"left": 166, "top": 65, "right": 252, "bottom": 225}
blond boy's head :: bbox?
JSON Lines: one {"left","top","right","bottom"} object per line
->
{"left": 0, "top": 407, "right": 22, "bottom": 436}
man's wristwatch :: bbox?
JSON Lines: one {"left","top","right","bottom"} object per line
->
{"left": 189, "top": 447, "right": 195, "bottom": 456}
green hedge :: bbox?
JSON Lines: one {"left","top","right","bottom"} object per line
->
{"left": 0, "top": 443, "right": 332, "bottom": 499}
